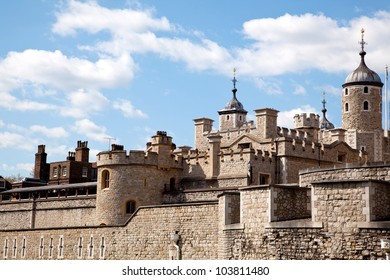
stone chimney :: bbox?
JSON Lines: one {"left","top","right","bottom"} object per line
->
{"left": 34, "top": 145, "right": 49, "bottom": 182}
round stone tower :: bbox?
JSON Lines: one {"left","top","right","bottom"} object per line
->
{"left": 342, "top": 29, "right": 384, "bottom": 161}
{"left": 95, "top": 133, "right": 183, "bottom": 226}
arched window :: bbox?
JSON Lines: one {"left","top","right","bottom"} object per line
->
{"left": 126, "top": 200, "right": 136, "bottom": 214}
{"left": 227, "top": 115, "right": 230, "bottom": 121}
{"left": 363, "top": 101, "right": 369, "bottom": 111}
{"left": 101, "top": 170, "right": 110, "bottom": 189}
{"left": 345, "top": 102, "right": 349, "bottom": 112}
{"left": 364, "top": 86, "right": 368, "bottom": 93}
{"left": 345, "top": 88, "right": 349, "bottom": 95}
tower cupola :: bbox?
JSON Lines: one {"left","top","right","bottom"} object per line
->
{"left": 320, "top": 92, "right": 335, "bottom": 130}
{"left": 343, "top": 29, "right": 383, "bottom": 88}
{"left": 218, "top": 69, "right": 247, "bottom": 131}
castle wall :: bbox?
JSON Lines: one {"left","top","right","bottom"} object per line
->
{"left": 299, "top": 164, "right": 390, "bottom": 187}
{"left": 0, "top": 197, "right": 96, "bottom": 230}
{"left": 0, "top": 202, "right": 218, "bottom": 260}
{"left": 270, "top": 186, "right": 311, "bottom": 222}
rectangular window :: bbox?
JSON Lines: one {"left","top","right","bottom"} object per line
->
{"left": 58, "top": 236, "right": 64, "bottom": 259}
{"left": 77, "top": 237, "right": 83, "bottom": 259}
{"left": 39, "top": 237, "right": 44, "bottom": 258}
{"left": 48, "top": 238, "right": 54, "bottom": 259}
{"left": 88, "top": 236, "right": 94, "bottom": 259}
{"left": 99, "top": 236, "right": 106, "bottom": 259}
{"left": 4, "top": 239, "right": 8, "bottom": 259}
{"left": 12, "top": 238, "right": 17, "bottom": 258}
{"left": 82, "top": 167, "right": 88, "bottom": 178}
{"left": 259, "top": 174, "right": 269, "bottom": 185}
{"left": 53, "top": 167, "right": 58, "bottom": 178}
{"left": 62, "top": 166, "right": 67, "bottom": 177}
{"left": 337, "top": 152, "right": 346, "bottom": 162}
{"left": 21, "top": 237, "right": 27, "bottom": 258}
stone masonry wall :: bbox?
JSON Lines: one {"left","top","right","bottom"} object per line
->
{"left": 0, "top": 197, "right": 96, "bottom": 230}
{"left": 270, "top": 186, "right": 310, "bottom": 221}
{"left": 0, "top": 202, "right": 218, "bottom": 260}
{"left": 300, "top": 164, "right": 390, "bottom": 187}
{"left": 371, "top": 181, "right": 390, "bottom": 221}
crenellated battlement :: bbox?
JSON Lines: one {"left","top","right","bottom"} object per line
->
{"left": 97, "top": 149, "right": 183, "bottom": 169}
{"left": 277, "top": 126, "right": 310, "bottom": 141}
{"left": 294, "top": 113, "right": 320, "bottom": 129}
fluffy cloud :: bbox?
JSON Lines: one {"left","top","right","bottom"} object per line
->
{"left": 72, "top": 118, "right": 111, "bottom": 142}
{"left": 60, "top": 89, "right": 110, "bottom": 118}
{"left": 236, "top": 12, "right": 390, "bottom": 76}
{"left": 0, "top": 132, "right": 37, "bottom": 150}
{"left": 29, "top": 125, "right": 69, "bottom": 138}
{"left": 0, "top": 50, "right": 134, "bottom": 91}
{"left": 52, "top": 0, "right": 172, "bottom": 36}
{"left": 112, "top": 99, "right": 148, "bottom": 118}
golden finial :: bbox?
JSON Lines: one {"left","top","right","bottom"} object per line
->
{"left": 359, "top": 28, "right": 366, "bottom": 51}
{"left": 232, "top": 68, "right": 237, "bottom": 89}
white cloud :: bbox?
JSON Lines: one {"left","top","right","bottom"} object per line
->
{"left": 72, "top": 118, "right": 111, "bottom": 142}
{"left": 278, "top": 105, "right": 318, "bottom": 128}
{"left": 0, "top": 91, "right": 57, "bottom": 111}
{"left": 293, "top": 85, "right": 307, "bottom": 95}
{"left": 60, "top": 89, "right": 110, "bottom": 118}
{"left": 254, "top": 77, "right": 283, "bottom": 95}
{"left": 112, "top": 99, "right": 148, "bottom": 118}
{"left": 52, "top": 0, "right": 172, "bottom": 36}
{"left": 51, "top": 1, "right": 233, "bottom": 72}
{"left": 0, "top": 50, "right": 134, "bottom": 91}
{"left": 236, "top": 12, "right": 390, "bottom": 76}
{"left": 30, "top": 125, "right": 69, "bottom": 138}
{"left": 0, "top": 132, "right": 36, "bottom": 150}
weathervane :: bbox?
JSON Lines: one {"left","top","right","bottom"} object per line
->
{"left": 359, "top": 28, "right": 366, "bottom": 52}
{"left": 232, "top": 68, "right": 238, "bottom": 89}
{"left": 322, "top": 91, "right": 327, "bottom": 110}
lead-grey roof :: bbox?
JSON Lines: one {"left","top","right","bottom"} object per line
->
{"left": 343, "top": 51, "right": 383, "bottom": 87}
{"left": 218, "top": 88, "right": 247, "bottom": 115}
{"left": 0, "top": 181, "right": 97, "bottom": 194}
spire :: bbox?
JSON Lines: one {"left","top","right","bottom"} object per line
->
{"left": 232, "top": 68, "right": 237, "bottom": 89}
{"left": 359, "top": 28, "right": 366, "bottom": 54}
{"left": 232, "top": 67, "right": 238, "bottom": 99}
{"left": 320, "top": 91, "right": 334, "bottom": 130}
{"left": 218, "top": 68, "right": 247, "bottom": 115}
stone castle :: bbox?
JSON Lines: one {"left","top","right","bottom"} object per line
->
{"left": 1, "top": 30, "right": 390, "bottom": 260}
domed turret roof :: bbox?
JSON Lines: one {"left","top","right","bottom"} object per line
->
{"left": 343, "top": 51, "right": 382, "bottom": 87}
{"left": 320, "top": 92, "right": 334, "bottom": 130}
{"left": 218, "top": 71, "right": 247, "bottom": 115}
{"left": 343, "top": 29, "right": 383, "bottom": 88}
{"left": 221, "top": 89, "right": 247, "bottom": 113}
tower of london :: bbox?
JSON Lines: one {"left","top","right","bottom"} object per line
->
{"left": 1, "top": 30, "right": 390, "bottom": 260}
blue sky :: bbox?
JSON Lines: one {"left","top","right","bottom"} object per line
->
{"left": 1, "top": 0, "right": 390, "bottom": 177}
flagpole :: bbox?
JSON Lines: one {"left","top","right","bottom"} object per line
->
{"left": 386, "top": 65, "right": 389, "bottom": 137}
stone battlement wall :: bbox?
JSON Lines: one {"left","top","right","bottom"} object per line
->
{"left": 0, "top": 202, "right": 218, "bottom": 260}
{"left": 97, "top": 150, "right": 183, "bottom": 169}
{"left": 299, "top": 163, "right": 390, "bottom": 187}
{"left": 0, "top": 197, "right": 96, "bottom": 230}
